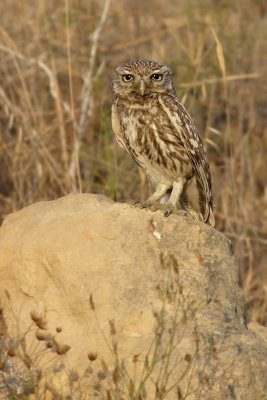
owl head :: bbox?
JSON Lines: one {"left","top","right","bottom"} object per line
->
{"left": 112, "top": 59, "right": 175, "bottom": 98}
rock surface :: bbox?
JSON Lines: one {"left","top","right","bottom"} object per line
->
{"left": 0, "top": 193, "right": 267, "bottom": 399}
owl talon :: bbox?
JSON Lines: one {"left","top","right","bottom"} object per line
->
{"left": 174, "top": 209, "right": 189, "bottom": 217}
{"left": 149, "top": 203, "right": 175, "bottom": 216}
{"left": 134, "top": 201, "right": 152, "bottom": 209}
{"left": 142, "top": 201, "right": 153, "bottom": 209}
{"left": 163, "top": 206, "right": 175, "bottom": 217}
{"left": 150, "top": 202, "right": 161, "bottom": 212}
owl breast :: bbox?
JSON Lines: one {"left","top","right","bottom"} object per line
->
{"left": 115, "top": 95, "right": 192, "bottom": 185}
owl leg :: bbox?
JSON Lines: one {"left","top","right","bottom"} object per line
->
{"left": 135, "top": 183, "right": 171, "bottom": 209}
{"left": 147, "top": 183, "right": 171, "bottom": 204}
{"left": 161, "top": 178, "right": 186, "bottom": 217}
{"left": 168, "top": 178, "right": 186, "bottom": 208}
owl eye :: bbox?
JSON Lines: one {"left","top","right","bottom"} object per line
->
{"left": 150, "top": 73, "right": 163, "bottom": 81}
{"left": 122, "top": 74, "right": 134, "bottom": 82}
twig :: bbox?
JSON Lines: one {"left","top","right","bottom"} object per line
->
{"left": 68, "top": 0, "right": 111, "bottom": 191}
{"left": 0, "top": 44, "right": 71, "bottom": 116}
{"left": 179, "top": 73, "right": 260, "bottom": 88}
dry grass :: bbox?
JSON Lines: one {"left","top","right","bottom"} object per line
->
{"left": 0, "top": 0, "right": 267, "bottom": 324}
{"left": 0, "top": 268, "right": 197, "bottom": 399}
{"left": 0, "top": 255, "right": 236, "bottom": 399}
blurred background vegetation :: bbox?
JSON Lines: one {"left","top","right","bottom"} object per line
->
{"left": 0, "top": 0, "right": 266, "bottom": 325}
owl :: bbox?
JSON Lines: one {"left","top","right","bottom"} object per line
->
{"left": 112, "top": 59, "right": 215, "bottom": 227}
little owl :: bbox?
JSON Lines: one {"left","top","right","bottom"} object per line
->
{"left": 112, "top": 59, "right": 215, "bottom": 227}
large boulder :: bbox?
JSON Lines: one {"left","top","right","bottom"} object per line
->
{"left": 0, "top": 193, "right": 266, "bottom": 399}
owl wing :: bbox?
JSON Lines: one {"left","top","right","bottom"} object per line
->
{"left": 159, "top": 94, "right": 215, "bottom": 227}
{"left": 112, "top": 102, "right": 144, "bottom": 169}
{"left": 111, "top": 103, "right": 127, "bottom": 151}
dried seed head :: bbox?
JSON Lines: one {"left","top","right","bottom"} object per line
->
{"left": 30, "top": 311, "right": 47, "bottom": 330}
{"left": 112, "top": 366, "right": 120, "bottom": 385}
{"left": 46, "top": 340, "right": 54, "bottom": 349}
{"left": 35, "top": 330, "right": 47, "bottom": 341}
{"left": 84, "top": 366, "right": 93, "bottom": 376}
{"left": 132, "top": 354, "right": 139, "bottom": 363}
{"left": 7, "top": 348, "right": 16, "bottom": 357}
{"left": 88, "top": 352, "right": 98, "bottom": 362}
{"left": 30, "top": 310, "right": 39, "bottom": 323}
{"left": 56, "top": 343, "right": 71, "bottom": 355}
{"left": 68, "top": 369, "right": 79, "bottom": 382}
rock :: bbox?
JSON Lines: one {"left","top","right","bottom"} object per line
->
{"left": 0, "top": 193, "right": 267, "bottom": 399}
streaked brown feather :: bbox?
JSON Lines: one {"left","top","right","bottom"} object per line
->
{"left": 112, "top": 59, "right": 215, "bottom": 227}
{"left": 158, "top": 94, "right": 214, "bottom": 225}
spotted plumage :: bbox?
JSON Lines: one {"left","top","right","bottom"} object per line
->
{"left": 112, "top": 59, "right": 215, "bottom": 226}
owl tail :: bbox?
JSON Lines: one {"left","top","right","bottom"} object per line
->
{"left": 207, "top": 207, "right": 215, "bottom": 227}
{"left": 184, "top": 176, "right": 215, "bottom": 227}
{"left": 184, "top": 206, "right": 204, "bottom": 223}
{"left": 185, "top": 205, "right": 215, "bottom": 227}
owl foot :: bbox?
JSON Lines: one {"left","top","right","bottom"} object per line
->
{"left": 121, "top": 199, "right": 137, "bottom": 206}
{"left": 133, "top": 200, "right": 153, "bottom": 209}
{"left": 143, "top": 202, "right": 175, "bottom": 216}
{"left": 162, "top": 204, "right": 175, "bottom": 217}
{"left": 133, "top": 200, "right": 164, "bottom": 211}
{"left": 163, "top": 208, "right": 189, "bottom": 217}
{"left": 133, "top": 201, "right": 188, "bottom": 218}
{"left": 148, "top": 203, "right": 189, "bottom": 218}
{"left": 173, "top": 209, "right": 189, "bottom": 217}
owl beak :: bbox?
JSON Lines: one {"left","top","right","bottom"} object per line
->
{"left": 139, "top": 79, "right": 146, "bottom": 96}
